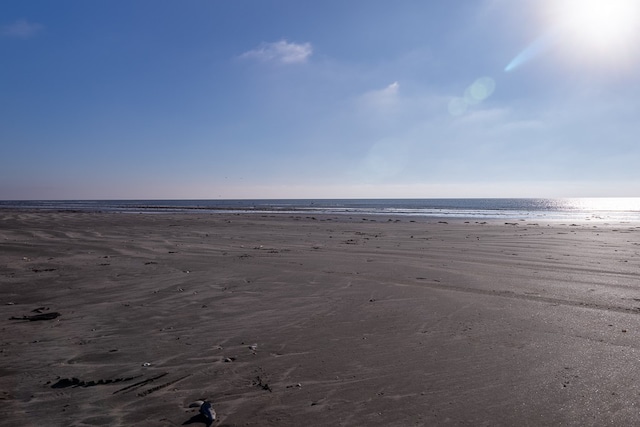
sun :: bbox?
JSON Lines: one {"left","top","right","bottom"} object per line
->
{"left": 562, "top": 0, "right": 637, "bottom": 47}
{"left": 544, "top": 0, "right": 640, "bottom": 66}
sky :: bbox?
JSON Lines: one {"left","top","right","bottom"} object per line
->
{"left": 2, "top": 0, "right": 640, "bottom": 200}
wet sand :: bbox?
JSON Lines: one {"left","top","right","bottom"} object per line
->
{"left": 2, "top": 211, "right": 640, "bottom": 426}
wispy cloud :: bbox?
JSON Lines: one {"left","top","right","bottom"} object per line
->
{"left": 356, "top": 81, "right": 401, "bottom": 119}
{"left": 361, "top": 81, "right": 399, "bottom": 105}
{"left": 240, "top": 40, "right": 312, "bottom": 64}
{"left": 2, "top": 19, "right": 44, "bottom": 39}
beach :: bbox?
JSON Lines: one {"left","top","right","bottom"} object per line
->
{"left": 2, "top": 211, "right": 640, "bottom": 426}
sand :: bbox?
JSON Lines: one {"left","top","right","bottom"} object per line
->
{"left": 1, "top": 211, "right": 640, "bottom": 426}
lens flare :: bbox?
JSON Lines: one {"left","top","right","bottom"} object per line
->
{"left": 505, "top": 32, "right": 556, "bottom": 72}
{"left": 465, "top": 77, "right": 496, "bottom": 103}
{"left": 449, "top": 77, "right": 496, "bottom": 116}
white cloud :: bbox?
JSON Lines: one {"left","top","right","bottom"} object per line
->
{"left": 2, "top": 19, "right": 44, "bottom": 39}
{"left": 357, "top": 81, "right": 401, "bottom": 117}
{"left": 363, "top": 81, "right": 399, "bottom": 102}
{"left": 240, "top": 40, "right": 312, "bottom": 64}
{"left": 381, "top": 81, "right": 399, "bottom": 95}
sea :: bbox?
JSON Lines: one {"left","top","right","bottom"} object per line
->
{"left": 1, "top": 198, "right": 640, "bottom": 222}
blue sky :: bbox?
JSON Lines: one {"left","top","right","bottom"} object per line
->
{"left": 2, "top": 0, "right": 640, "bottom": 199}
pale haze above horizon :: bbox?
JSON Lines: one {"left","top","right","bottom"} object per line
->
{"left": 2, "top": 0, "right": 640, "bottom": 200}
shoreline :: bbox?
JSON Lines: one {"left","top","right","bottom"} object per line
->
{"left": 2, "top": 212, "right": 640, "bottom": 425}
{"left": 2, "top": 207, "right": 639, "bottom": 225}
{"left": 3, "top": 197, "right": 639, "bottom": 223}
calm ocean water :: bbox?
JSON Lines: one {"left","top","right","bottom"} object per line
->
{"left": 1, "top": 198, "right": 640, "bottom": 221}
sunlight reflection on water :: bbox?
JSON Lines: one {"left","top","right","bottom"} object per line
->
{"left": 564, "top": 197, "right": 640, "bottom": 212}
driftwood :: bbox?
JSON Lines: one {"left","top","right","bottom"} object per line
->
{"left": 51, "top": 375, "right": 141, "bottom": 389}
{"left": 9, "top": 312, "right": 61, "bottom": 321}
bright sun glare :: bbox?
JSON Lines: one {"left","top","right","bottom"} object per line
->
{"left": 546, "top": 0, "right": 640, "bottom": 66}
